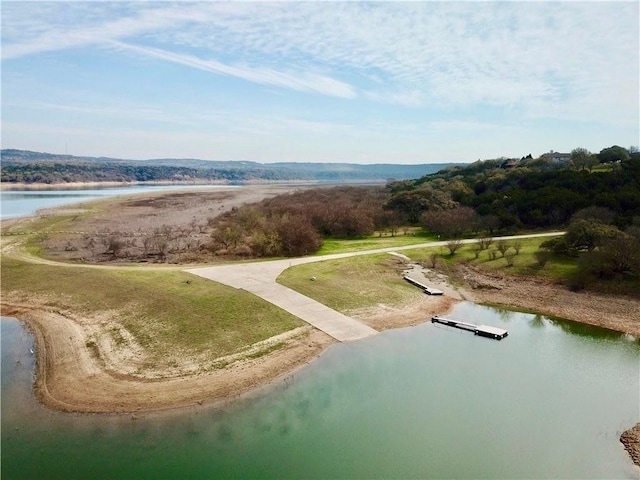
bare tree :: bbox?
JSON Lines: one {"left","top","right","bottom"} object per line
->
{"left": 505, "top": 252, "right": 516, "bottom": 267}
{"left": 104, "top": 236, "right": 125, "bottom": 258}
{"left": 512, "top": 240, "right": 522, "bottom": 255}
{"left": 478, "top": 237, "right": 493, "bottom": 250}
{"left": 496, "top": 240, "right": 511, "bottom": 257}
{"left": 423, "top": 206, "right": 476, "bottom": 238}
{"left": 445, "top": 239, "right": 464, "bottom": 255}
{"left": 571, "top": 147, "right": 597, "bottom": 172}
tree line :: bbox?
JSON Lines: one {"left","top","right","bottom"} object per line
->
{"left": 386, "top": 146, "right": 640, "bottom": 233}
{"left": 0, "top": 162, "right": 288, "bottom": 183}
{"left": 33, "top": 145, "right": 640, "bottom": 290}
{"left": 208, "top": 186, "right": 391, "bottom": 257}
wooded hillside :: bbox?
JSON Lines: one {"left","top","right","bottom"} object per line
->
{"left": 0, "top": 149, "right": 454, "bottom": 183}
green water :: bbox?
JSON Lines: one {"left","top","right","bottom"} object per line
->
{"left": 2, "top": 302, "right": 639, "bottom": 479}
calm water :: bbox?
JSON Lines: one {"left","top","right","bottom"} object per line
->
{"left": 2, "top": 303, "right": 639, "bottom": 479}
{"left": 0, "top": 185, "right": 236, "bottom": 220}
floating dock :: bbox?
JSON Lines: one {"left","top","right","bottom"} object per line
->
{"left": 403, "top": 276, "right": 444, "bottom": 295}
{"left": 431, "top": 316, "right": 508, "bottom": 340}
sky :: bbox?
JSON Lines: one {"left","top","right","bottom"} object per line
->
{"left": 1, "top": 1, "right": 639, "bottom": 164}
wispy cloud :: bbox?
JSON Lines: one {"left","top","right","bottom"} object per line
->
{"left": 2, "top": 1, "right": 637, "bottom": 161}
{"left": 108, "top": 40, "right": 356, "bottom": 99}
{"left": 3, "top": 2, "right": 637, "bottom": 111}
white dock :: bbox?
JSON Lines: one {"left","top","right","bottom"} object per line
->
{"left": 431, "top": 316, "right": 508, "bottom": 340}
{"left": 403, "top": 276, "right": 444, "bottom": 295}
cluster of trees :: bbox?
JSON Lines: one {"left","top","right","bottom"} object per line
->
{"left": 208, "top": 187, "right": 391, "bottom": 257}
{"left": 538, "top": 207, "right": 640, "bottom": 289}
{"left": 0, "top": 162, "right": 284, "bottom": 183}
{"left": 202, "top": 146, "right": 639, "bottom": 260}
{"left": 570, "top": 145, "right": 635, "bottom": 172}
{"left": 386, "top": 147, "right": 640, "bottom": 234}
{"left": 37, "top": 144, "right": 639, "bottom": 291}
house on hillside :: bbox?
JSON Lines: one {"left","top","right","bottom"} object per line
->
{"left": 502, "top": 159, "right": 519, "bottom": 168}
{"left": 540, "top": 150, "right": 572, "bottom": 165}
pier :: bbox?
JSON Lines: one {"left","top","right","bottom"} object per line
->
{"left": 403, "top": 276, "right": 444, "bottom": 295}
{"left": 431, "top": 316, "right": 508, "bottom": 340}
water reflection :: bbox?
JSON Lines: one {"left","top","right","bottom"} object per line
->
{"left": 2, "top": 305, "right": 639, "bottom": 479}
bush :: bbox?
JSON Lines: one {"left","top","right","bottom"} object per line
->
{"left": 505, "top": 252, "right": 516, "bottom": 267}
{"left": 496, "top": 240, "right": 511, "bottom": 257}
{"left": 533, "top": 250, "right": 551, "bottom": 267}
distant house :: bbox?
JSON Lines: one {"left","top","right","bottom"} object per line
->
{"left": 540, "top": 150, "right": 572, "bottom": 164}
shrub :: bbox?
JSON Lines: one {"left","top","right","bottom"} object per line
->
{"left": 534, "top": 250, "right": 551, "bottom": 267}
{"left": 446, "top": 239, "right": 463, "bottom": 255}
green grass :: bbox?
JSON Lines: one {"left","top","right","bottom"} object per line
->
{"left": 1, "top": 257, "right": 303, "bottom": 357}
{"left": 278, "top": 253, "right": 423, "bottom": 313}
{"left": 402, "top": 236, "right": 577, "bottom": 281}
{"left": 316, "top": 228, "right": 437, "bottom": 255}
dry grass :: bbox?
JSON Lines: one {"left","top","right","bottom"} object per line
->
{"left": 1, "top": 256, "right": 303, "bottom": 359}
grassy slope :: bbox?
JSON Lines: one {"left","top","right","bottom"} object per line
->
{"left": 278, "top": 236, "right": 583, "bottom": 313}
{"left": 278, "top": 253, "right": 424, "bottom": 313}
{"left": 1, "top": 257, "right": 303, "bottom": 357}
{"left": 316, "top": 229, "right": 437, "bottom": 255}
{"left": 403, "top": 236, "right": 576, "bottom": 281}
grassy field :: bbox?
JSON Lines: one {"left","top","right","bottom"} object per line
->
{"left": 1, "top": 257, "right": 303, "bottom": 357}
{"left": 316, "top": 228, "right": 437, "bottom": 255}
{"left": 279, "top": 235, "right": 595, "bottom": 314}
{"left": 402, "top": 236, "right": 576, "bottom": 281}
{"left": 277, "top": 253, "right": 423, "bottom": 313}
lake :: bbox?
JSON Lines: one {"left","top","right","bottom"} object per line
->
{"left": 2, "top": 302, "right": 639, "bottom": 479}
{"left": 0, "top": 185, "right": 238, "bottom": 220}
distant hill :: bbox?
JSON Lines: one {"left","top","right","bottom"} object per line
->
{"left": 0, "top": 149, "right": 459, "bottom": 184}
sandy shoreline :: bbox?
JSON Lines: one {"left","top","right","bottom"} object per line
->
{"left": 454, "top": 263, "right": 640, "bottom": 337}
{"left": 4, "top": 263, "right": 637, "bottom": 414}
{"left": 1, "top": 285, "right": 455, "bottom": 414}
{"left": 2, "top": 301, "right": 335, "bottom": 414}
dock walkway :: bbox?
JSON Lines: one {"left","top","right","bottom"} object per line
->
{"left": 431, "top": 316, "right": 508, "bottom": 340}
{"left": 186, "top": 234, "right": 560, "bottom": 342}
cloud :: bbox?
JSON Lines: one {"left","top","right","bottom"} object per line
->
{"left": 2, "top": 2, "right": 637, "bottom": 122}
{"left": 108, "top": 40, "right": 355, "bottom": 99}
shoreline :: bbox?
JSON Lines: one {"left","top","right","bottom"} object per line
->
{"left": 2, "top": 185, "right": 638, "bottom": 465}
{"left": 3, "top": 257, "right": 639, "bottom": 467}
{"left": 3, "top": 266, "right": 638, "bottom": 415}
{"left": 455, "top": 264, "right": 640, "bottom": 337}
{"left": 2, "top": 305, "right": 335, "bottom": 414}
{"left": 1, "top": 286, "right": 457, "bottom": 415}
{"left": 0, "top": 179, "right": 378, "bottom": 192}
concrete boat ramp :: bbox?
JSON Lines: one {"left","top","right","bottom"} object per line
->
{"left": 186, "top": 260, "right": 377, "bottom": 342}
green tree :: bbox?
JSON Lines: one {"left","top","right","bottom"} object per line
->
{"left": 599, "top": 145, "right": 630, "bottom": 164}
{"left": 564, "top": 219, "right": 621, "bottom": 252}
{"left": 571, "top": 147, "right": 596, "bottom": 172}
{"left": 386, "top": 190, "right": 429, "bottom": 224}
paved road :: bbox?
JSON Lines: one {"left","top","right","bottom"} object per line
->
{"left": 186, "top": 258, "right": 378, "bottom": 342}
{"left": 187, "top": 232, "right": 562, "bottom": 342}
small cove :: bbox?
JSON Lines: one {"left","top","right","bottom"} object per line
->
{"left": 2, "top": 302, "right": 639, "bottom": 479}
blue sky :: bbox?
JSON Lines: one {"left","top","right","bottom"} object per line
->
{"left": 2, "top": 1, "right": 638, "bottom": 164}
